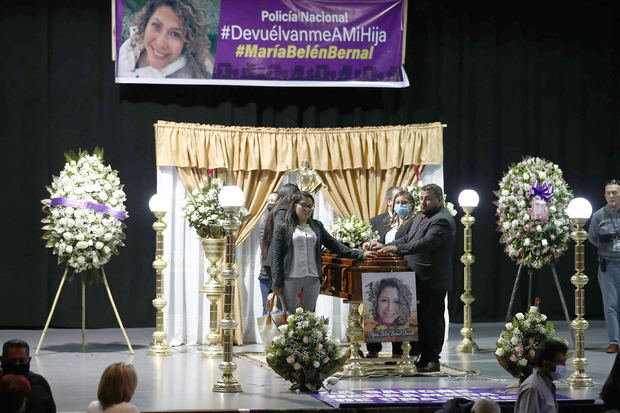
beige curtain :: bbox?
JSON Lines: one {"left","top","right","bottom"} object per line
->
{"left": 154, "top": 121, "right": 443, "bottom": 345}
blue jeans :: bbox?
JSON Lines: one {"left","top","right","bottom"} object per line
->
{"left": 260, "top": 278, "right": 272, "bottom": 316}
{"left": 598, "top": 260, "right": 620, "bottom": 344}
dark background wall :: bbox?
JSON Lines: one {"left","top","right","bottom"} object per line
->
{"left": 0, "top": 0, "right": 617, "bottom": 329}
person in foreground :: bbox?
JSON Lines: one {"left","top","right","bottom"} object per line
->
{"left": 117, "top": 0, "right": 214, "bottom": 79}
{"left": 601, "top": 352, "right": 620, "bottom": 411}
{"left": 0, "top": 339, "right": 56, "bottom": 413}
{"left": 373, "top": 184, "right": 456, "bottom": 372}
{"left": 0, "top": 374, "right": 31, "bottom": 413}
{"left": 588, "top": 179, "right": 620, "bottom": 353}
{"left": 514, "top": 339, "right": 568, "bottom": 413}
{"left": 87, "top": 362, "right": 139, "bottom": 413}
{"left": 272, "top": 191, "right": 376, "bottom": 311}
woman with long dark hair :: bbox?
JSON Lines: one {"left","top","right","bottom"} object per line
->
{"left": 272, "top": 191, "right": 376, "bottom": 311}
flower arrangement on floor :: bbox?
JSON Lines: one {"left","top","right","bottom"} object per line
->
{"left": 406, "top": 180, "right": 457, "bottom": 216}
{"left": 182, "top": 174, "right": 249, "bottom": 239}
{"left": 496, "top": 156, "right": 573, "bottom": 269}
{"left": 495, "top": 300, "right": 568, "bottom": 381}
{"left": 42, "top": 148, "right": 128, "bottom": 276}
{"left": 326, "top": 215, "right": 377, "bottom": 248}
{"left": 266, "top": 308, "right": 349, "bottom": 391}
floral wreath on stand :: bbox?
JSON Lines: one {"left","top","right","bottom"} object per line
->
{"left": 266, "top": 307, "right": 349, "bottom": 392}
{"left": 326, "top": 215, "right": 377, "bottom": 248}
{"left": 495, "top": 298, "right": 570, "bottom": 382}
{"left": 42, "top": 148, "right": 128, "bottom": 280}
{"left": 495, "top": 156, "right": 573, "bottom": 269}
{"left": 182, "top": 171, "right": 249, "bottom": 239}
{"left": 406, "top": 181, "right": 457, "bottom": 216}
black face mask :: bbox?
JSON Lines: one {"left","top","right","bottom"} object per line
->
{"left": 267, "top": 203, "right": 275, "bottom": 212}
{"left": 1, "top": 360, "right": 30, "bottom": 376}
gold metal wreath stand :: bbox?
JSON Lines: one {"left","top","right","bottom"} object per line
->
{"left": 35, "top": 265, "right": 134, "bottom": 355}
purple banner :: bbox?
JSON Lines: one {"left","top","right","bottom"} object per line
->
{"left": 311, "top": 387, "right": 573, "bottom": 408}
{"left": 115, "top": 0, "right": 408, "bottom": 87}
{"left": 50, "top": 198, "right": 127, "bottom": 221}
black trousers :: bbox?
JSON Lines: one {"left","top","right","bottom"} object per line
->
{"left": 367, "top": 279, "right": 447, "bottom": 362}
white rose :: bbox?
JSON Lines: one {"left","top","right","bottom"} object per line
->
{"left": 76, "top": 241, "right": 89, "bottom": 249}
{"left": 523, "top": 239, "right": 530, "bottom": 246}
{"left": 538, "top": 171, "right": 546, "bottom": 180}
{"left": 541, "top": 239, "right": 548, "bottom": 247}
{"left": 103, "top": 246, "right": 111, "bottom": 254}
{"left": 65, "top": 245, "right": 73, "bottom": 254}
{"left": 293, "top": 363, "right": 302, "bottom": 370}
{"left": 541, "top": 314, "right": 547, "bottom": 322}
{"left": 67, "top": 218, "right": 75, "bottom": 227}
{"left": 523, "top": 173, "right": 529, "bottom": 180}
{"left": 518, "top": 200, "right": 526, "bottom": 208}
{"left": 518, "top": 358, "right": 528, "bottom": 366}
{"left": 523, "top": 213, "right": 530, "bottom": 222}
{"left": 104, "top": 233, "right": 113, "bottom": 241}
{"left": 95, "top": 242, "right": 104, "bottom": 250}
{"left": 75, "top": 233, "right": 85, "bottom": 241}
{"left": 63, "top": 232, "right": 73, "bottom": 241}
{"left": 344, "top": 223, "right": 354, "bottom": 231}
{"left": 510, "top": 336, "right": 519, "bottom": 345}
{"left": 502, "top": 221, "right": 511, "bottom": 230}
{"left": 278, "top": 324, "right": 288, "bottom": 333}
{"left": 505, "top": 323, "right": 513, "bottom": 330}
{"left": 342, "top": 237, "right": 350, "bottom": 243}
{"left": 536, "top": 225, "right": 542, "bottom": 232}
{"left": 516, "top": 312, "right": 525, "bottom": 320}
{"left": 501, "top": 189, "right": 509, "bottom": 196}
{"left": 295, "top": 307, "right": 303, "bottom": 314}
{"left": 529, "top": 306, "right": 538, "bottom": 313}
{"left": 76, "top": 256, "right": 85, "bottom": 265}
{"left": 511, "top": 220, "right": 519, "bottom": 228}
{"left": 495, "top": 348, "right": 505, "bottom": 357}
{"left": 313, "top": 360, "right": 320, "bottom": 368}
{"left": 549, "top": 205, "right": 557, "bottom": 213}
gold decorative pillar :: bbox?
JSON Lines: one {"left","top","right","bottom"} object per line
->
{"left": 213, "top": 186, "right": 245, "bottom": 393}
{"left": 200, "top": 237, "right": 226, "bottom": 358}
{"left": 566, "top": 197, "right": 594, "bottom": 387}
{"left": 148, "top": 206, "right": 171, "bottom": 356}
{"left": 395, "top": 341, "right": 417, "bottom": 375}
{"left": 456, "top": 190, "right": 479, "bottom": 353}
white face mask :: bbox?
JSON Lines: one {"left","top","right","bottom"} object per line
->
{"left": 550, "top": 364, "right": 567, "bottom": 380}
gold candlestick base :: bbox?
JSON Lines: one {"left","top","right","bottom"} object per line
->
{"left": 200, "top": 237, "right": 226, "bottom": 359}
{"left": 395, "top": 341, "right": 417, "bottom": 375}
{"left": 341, "top": 302, "right": 367, "bottom": 377}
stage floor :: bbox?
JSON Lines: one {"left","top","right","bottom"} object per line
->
{"left": 0, "top": 321, "right": 611, "bottom": 412}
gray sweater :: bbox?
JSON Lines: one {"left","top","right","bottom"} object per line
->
{"left": 588, "top": 205, "right": 620, "bottom": 261}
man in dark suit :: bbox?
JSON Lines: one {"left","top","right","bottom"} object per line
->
{"left": 376, "top": 183, "right": 456, "bottom": 372}
{"left": 370, "top": 186, "right": 403, "bottom": 240}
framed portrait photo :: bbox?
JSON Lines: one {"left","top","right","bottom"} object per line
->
{"left": 362, "top": 272, "right": 417, "bottom": 343}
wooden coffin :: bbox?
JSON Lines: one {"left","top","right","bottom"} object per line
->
{"left": 320, "top": 252, "right": 410, "bottom": 302}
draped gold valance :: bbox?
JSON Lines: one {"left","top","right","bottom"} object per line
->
{"left": 155, "top": 121, "right": 443, "bottom": 171}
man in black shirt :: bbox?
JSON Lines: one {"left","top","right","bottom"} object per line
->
{"left": 1, "top": 339, "right": 56, "bottom": 413}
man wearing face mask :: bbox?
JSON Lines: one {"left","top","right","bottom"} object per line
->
{"left": 515, "top": 339, "right": 568, "bottom": 413}
{"left": 0, "top": 340, "right": 56, "bottom": 413}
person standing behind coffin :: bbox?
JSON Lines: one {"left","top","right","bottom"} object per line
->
{"left": 370, "top": 186, "right": 403, "bottom": 242}
{"left": 374, "top": 184, "right": 456, "bottom": 372}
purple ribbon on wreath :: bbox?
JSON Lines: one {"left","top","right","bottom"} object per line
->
{"left": 528, "top": 181, "right": 554, "bottom": 202}
{"left": 50, "top": 198, "right": 127, "bottom": 220}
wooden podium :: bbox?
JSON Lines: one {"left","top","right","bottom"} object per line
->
{"left": 321, "top": 252, "right": 409, "bottom": 376}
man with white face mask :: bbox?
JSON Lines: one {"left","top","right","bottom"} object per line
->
{"left": 515, "top": 339, "right": 568, "bottom": 413}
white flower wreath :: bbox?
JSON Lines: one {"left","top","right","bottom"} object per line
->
{"left": 326, "top": 215, "right": 377, "bottom": 248}
{"left": 42, "top": 148, "right": 128, "bottom": 275}
{"left": 496, "top": 156, "right": 573, "bottom": 269}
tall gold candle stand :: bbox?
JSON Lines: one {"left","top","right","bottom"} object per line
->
{"left": 566, "top": 198, "right": 594, "bottom": 387}
{"left": 341, "top": 302, "right": 367, "bottom": 377}
{"left": 213, "top": 185, "right": 245, "bottom": 393}
{"left": 148, "top": 199, "right": 171, "bottom": 356}
{"left": 395, "top": 341, "right": 417, "bottom": 375}
{"left": 456, "top": 191, "right": 479, "bottom": 353}
{"left": 200, "top": 237, "right": 226, "bottom": 358}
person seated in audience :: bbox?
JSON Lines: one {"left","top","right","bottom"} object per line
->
{"left": 87, "top": 362, "right": 139, "bottom": 413}
{"left": 272, "top": 191, "right": 376, "bottom": 311}
{"left": 601, "top": 352, "right": 620, "bottom": 411}
{"left": 435, "top": 397, "right": 500, "bottom": 413}
{"left": 515, "top": 339, "right": 568, "bottom": 413}
{"left": 0, "top": 374, "right": 31, "bottom": 413}
{"left": 0, "top": 339, "right": 56, "bottom": 413}
{"left": 370, "top": 186, "right": 403, "bottom": 241}
{"left": 471, "top": 399, "right": 500, "bottom": 413}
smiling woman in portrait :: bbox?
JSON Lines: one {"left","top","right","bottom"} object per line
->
{"left": 368, "top": 277, "right": 413, "bottom": 327}
{"left": 117, "top": 0, "right": 214, "bottom": 79}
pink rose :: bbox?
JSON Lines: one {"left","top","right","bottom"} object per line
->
{"left": 323, "top": 356, "right": 330, "bottom": 363}
{"left": 286, "top": 355, "right": 295, "bottom": 364}
{"left": 515, "top": 344, "right": 524, "bottom": 352}
{"left": 509, "top": 354, "right": 517, "bottom": 363}
{"left": 523, "top": 225, "right": 530, "bottom": 231}
{"left": 529, "top": 349, "right": 536, "bottom": 358}
{"left": 317, "top": 344, "right": 323, "bottom": 351}
{"left": 515, "top": 232, "right": 521, "bottom": 238}
{"left": 550, "top": 234, "right": 556, "bottom": 240}
{"left": 529, "top": 337, "right": 535, "bottom": 344}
